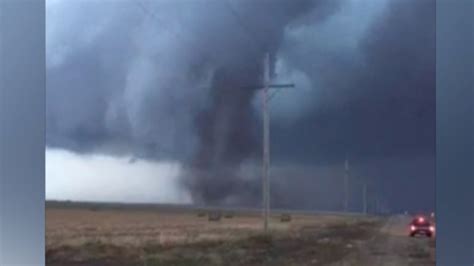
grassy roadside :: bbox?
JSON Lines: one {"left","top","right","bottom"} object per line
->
{"left": 46, "top": 217, "right": 385, "bottom": 266}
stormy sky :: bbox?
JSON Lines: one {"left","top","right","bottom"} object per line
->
{"left": 46, "top": 0, "right": 435, "bottom": 213}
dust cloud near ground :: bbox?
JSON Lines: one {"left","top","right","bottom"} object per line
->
{"left": 46, "top": 206, "right": 434, "bottom": 266}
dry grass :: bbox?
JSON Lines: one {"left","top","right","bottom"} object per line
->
{"left": 46, "top": 208, "right": 354, "bottom": 249}
{"left": 46, "top": 207, "right": 382, "bottom": 266}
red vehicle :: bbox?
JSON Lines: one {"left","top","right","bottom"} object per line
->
{"left": 409, "top": 216, "right": 435, "bottom": 237}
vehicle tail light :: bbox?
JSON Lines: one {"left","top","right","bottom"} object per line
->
{"left": 418, "top": 217, "right": 425, "bottom": 223}
{"left": 429, "top": 226, "right": 435, "bottom": 232}
{"left": 410, "top": 225, "right": 416, "bottom": 231}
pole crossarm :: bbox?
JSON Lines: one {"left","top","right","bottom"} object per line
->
{"left": 267, "top": 84, "right": 295, "bottom": 89}
{"left": 236, "top": 83, "right": 295, "bottom": 91}
{"left": 266, "top": 84, "right": 295, "bottom": 102}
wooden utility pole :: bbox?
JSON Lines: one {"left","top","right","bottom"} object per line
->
{"left": 374, "top": 195, "right": 378, "bottom": 214}
{"left": 262, "top": 53, "right": 270, "bottom": 233}
{"left": 363, "top": 183, "right": 368, "bottom": 214}
{"left": 261, "top": 53, "right": 294, "bottom": 233}
{"left": 344, "top": 156, "right": 349, "bottom": 212}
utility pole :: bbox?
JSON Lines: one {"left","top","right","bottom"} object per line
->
{"left": 363, "top": 183, "right": 368, "bottom": 214}
{"left": 261, "top": 53, "right": 294, "bottom": 233}
{"left": 262, "top": 53, "right": 270, "bottom": 233}
{"left": 374, "top": 195, "right": 378, "bottom": 214}
{"left": 344, "top": 155, "right": 349, "bottom": 212}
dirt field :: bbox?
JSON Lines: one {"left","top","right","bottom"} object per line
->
{"left": 46, "top": 207, "right": 352, "bottom": 247}
{"left": 46, "top": 206, "right": 435, "bottom": 266}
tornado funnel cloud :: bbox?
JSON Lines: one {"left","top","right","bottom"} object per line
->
{"left": 182, "top": 0, "right": 339, "bottom": 205}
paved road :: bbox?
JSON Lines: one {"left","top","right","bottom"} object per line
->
{"left": 333, "top": 215, "right": 435, "bottom": 266}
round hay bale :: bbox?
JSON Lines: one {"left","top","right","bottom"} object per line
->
{"left": 280, "top": 214, "right": 292, "bottom": 222}
{"left": 208, "top": 211, "right": 222, "bottom": 221}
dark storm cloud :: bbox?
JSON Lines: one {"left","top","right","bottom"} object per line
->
{"left": 179, "top": 0, "right": 342, "bottom": 205}
{"left": 46, "top": 0, "right": 338, "bottom": 159}
{"left": 267, "top": 0, "right": 435, "bottom": 212}
{"left": 46, "top": 0, "right": 435, "bottom": 210}
{"left": 47, "top": 0, "right": 206, "bottom": 160}
{"left": 273, "top": 0, "right": 435, "bottom": 164}
{"left": 47, "top": 0, "right": 342, "bottom": 204}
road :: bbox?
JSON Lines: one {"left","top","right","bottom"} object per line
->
{"left": 333, "top": 215, "right": 436, "bottom": 266}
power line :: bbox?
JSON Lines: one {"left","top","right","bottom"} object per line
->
{"left": 131, "top": 0, "right": 214, "bottom": 63}
{"left": 135, "top": 0, "right": 266, "bottom": 64}
{"left": 222, "top": 0, "right": 298, "bottom": 104}
{"left": 221, "top": 0, "right": 266, "bottom": 54}
{"left": 135, "top": 0, "right": 296, "bottom": 91}
{"left": 131, "top": 0, "right": 215, "bottom": 159}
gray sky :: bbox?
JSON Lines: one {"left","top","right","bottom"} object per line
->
{"left": 46, "top": 0, "right": 435, "bottom": 212}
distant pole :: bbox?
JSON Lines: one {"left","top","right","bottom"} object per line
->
{"left": 262, "top": 53, "right": 270, "bottom": 233}
{"left": 374, "top": 195, "right": 378, "bottom": 214}
{"left": 363, "top": 183, "right": 368, "bottom": 214}
{"left": 344, "top": 155, "right": 349, "bottom": 212}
